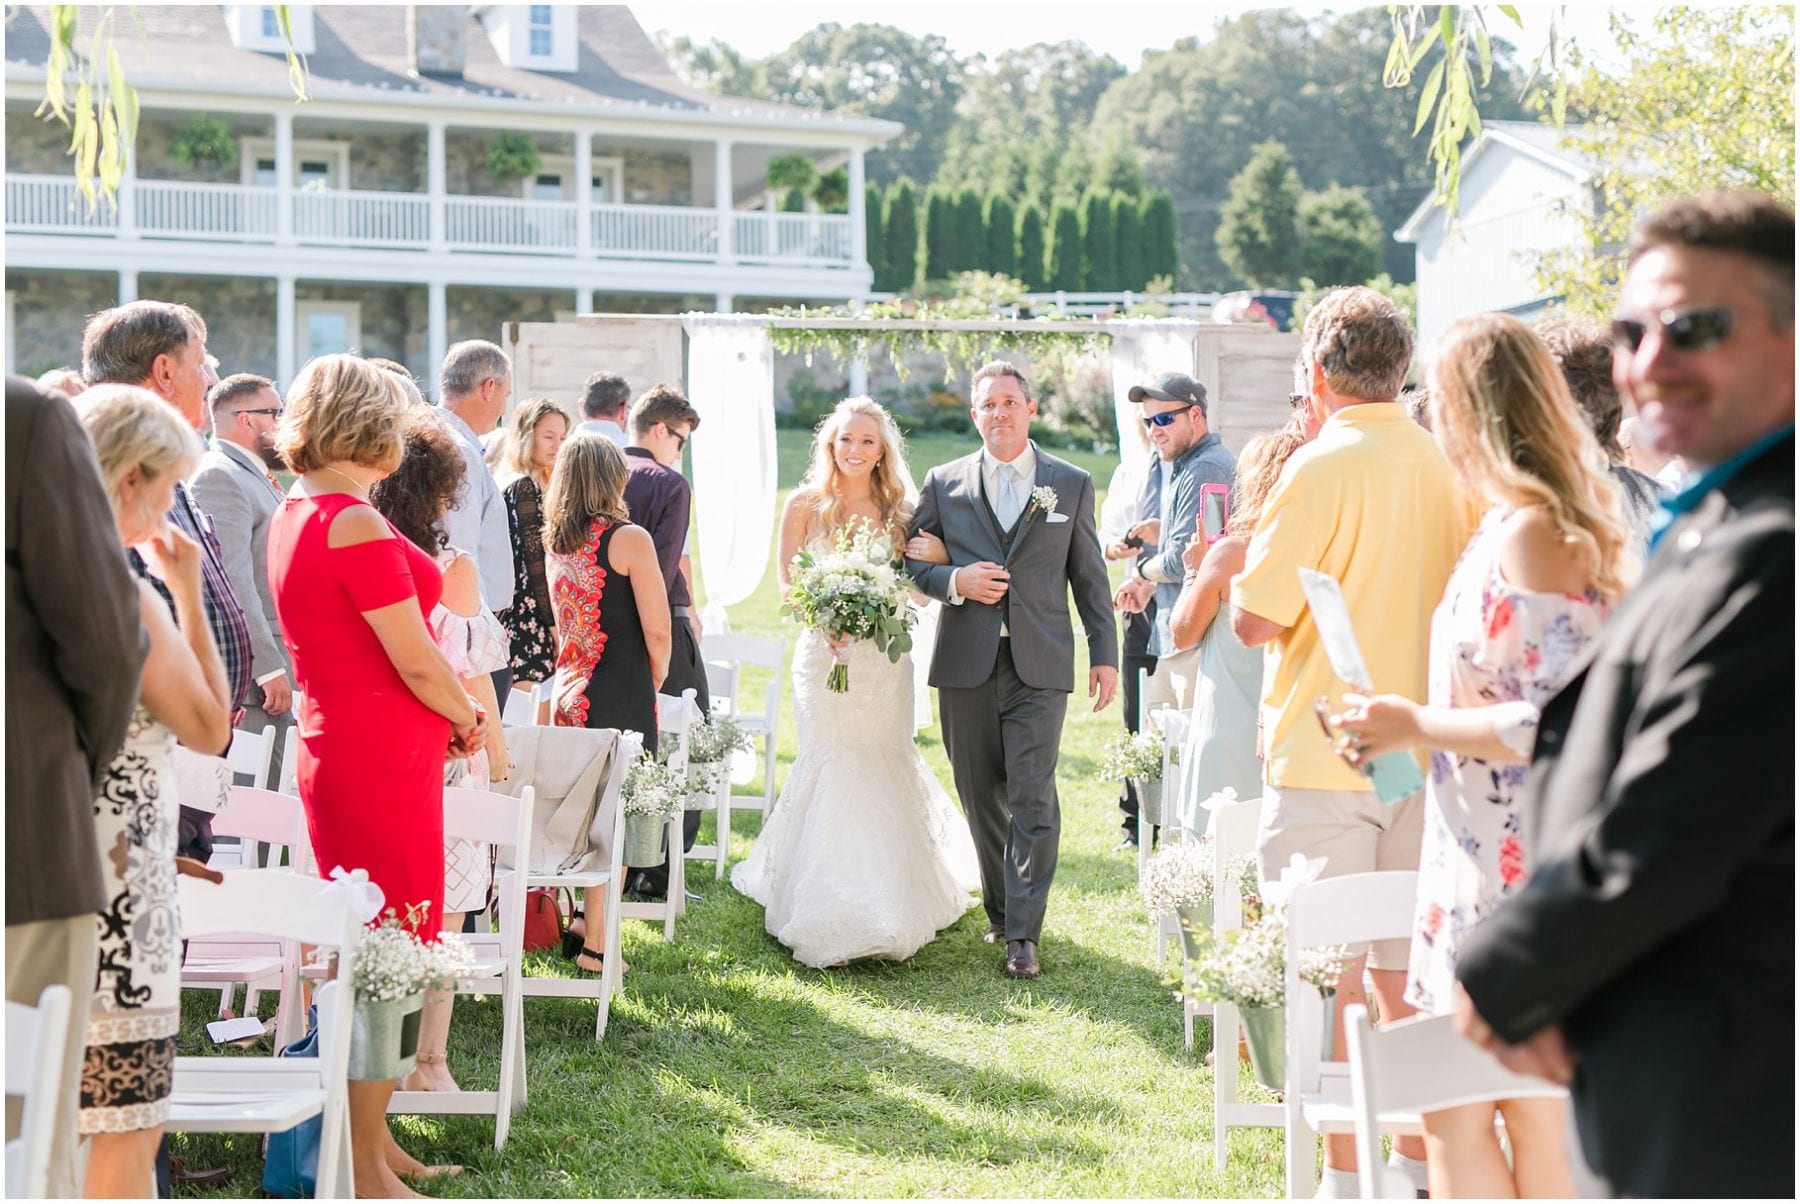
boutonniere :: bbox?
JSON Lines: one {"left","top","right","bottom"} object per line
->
{"left": 1025, "top": 485, "right": 1059, "bottom": 522}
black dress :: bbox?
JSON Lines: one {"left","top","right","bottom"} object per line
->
{"left": 500, "top": 474, "right": 557, "bottom": 684}
{"left": 548, "top": 519, "right": 658, "bottom": 754}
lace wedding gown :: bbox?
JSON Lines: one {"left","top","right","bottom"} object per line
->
{"left": 731, "top": 537, "right": 980, "bottom": 968}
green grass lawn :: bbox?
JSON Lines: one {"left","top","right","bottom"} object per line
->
{"left": 174, "top": 427, "right": 1286, "bottom": 1198}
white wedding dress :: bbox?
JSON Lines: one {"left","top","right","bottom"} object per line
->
{"left": 731, "top": 536, "right": 980, "bottom": 968}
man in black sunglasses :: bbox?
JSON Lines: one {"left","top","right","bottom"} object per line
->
{"left": 1455, "top": 190, "right": 1794, "bottom": 1199}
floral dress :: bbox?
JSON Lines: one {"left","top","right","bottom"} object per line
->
{"left": 500, "top": 474, "right": 557, "bottom": 684}
{"left": 433, "top": 548, "right": 511, "bottom": 914}
{"left": 1406, "top": 507, "right": 1610, "bottom": 1015}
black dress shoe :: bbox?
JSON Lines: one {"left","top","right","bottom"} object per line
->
{"left": 982, "top": 923, "right": 1006, "bottom": 944}
{"left": 1004, "top": 939, "right": 1040, "bottom": 979}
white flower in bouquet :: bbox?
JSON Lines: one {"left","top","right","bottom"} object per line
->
{"left": 687, "top": 713, "right": 753, "bottom": 764}
{"left": 783, "top": 518, "right": 916, "bottom": 693}
{"left": 1226, "top": 852, "right": 1264, "bottom": 921}
{"left": 1098, "top": 729, "right": 1164, "bottom": 781}
{"left": 1026, "top": 485, "right": 1059, "bottom": 520}
{"left": 1185, "top": 909, "right": 1349, "bottom": 1010}
{"left": 622, "top": 756, "right": 685, "bottom": 818}
{"left": 1140, "top": 836, "right": 1215, "bottom": 917}
{"left": 420, "top": 931, "right": 477, "bottom": 990}
{"left": 352, "top": 907, "right": 437, "bottom": 1003}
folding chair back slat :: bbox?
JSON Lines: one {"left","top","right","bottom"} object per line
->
{"left": 5, "top": 985, "right": 72, "bottom": 1199}
{"left": 228, "top": 724, "right": 278, "bottom": 790}
{"left": 1208, "top": 794, "right": 1283, "bottom": 1165}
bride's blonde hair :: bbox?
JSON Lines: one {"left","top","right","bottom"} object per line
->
{"left": 799, "top": 396, "right": 915, "bottom": 541}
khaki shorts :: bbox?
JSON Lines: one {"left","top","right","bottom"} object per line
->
{"left": 1255, "top": 783, "right": 1424, "bottom": 970}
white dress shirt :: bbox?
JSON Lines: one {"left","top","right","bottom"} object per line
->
{"left": 438, "top": 406, "right": 517, "bottom": 613}
{"left": 947, "top": 442, "right": 1038, "bottom": 608}
{"left": 575, "top": 417, "right": 628, "bottom": 446}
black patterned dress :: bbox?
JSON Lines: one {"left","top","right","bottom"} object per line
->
{"left": 81, "top": 703, "right": 180, "bottom": 1134}
{"left": 501, "top": 474, "right": 557, "bottom": 684}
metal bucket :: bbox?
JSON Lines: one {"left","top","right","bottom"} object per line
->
{"left": 348, "top": 990, "right": 423, "bottom": 1081}
{"left": 622, "top": 810, "right": 667, "bottom": 868}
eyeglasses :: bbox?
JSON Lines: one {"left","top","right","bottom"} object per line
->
{"left": 1288, "top": 393, "right": 1307, "bottom": 409}
{"left": 235, "top": 407, "right": 284, "bottom": 419}
{"left": 669, "top": 428, "right": 690, "bottom": 452}
{"left": 1611, "top": 306, "right": 1735, "bottom": 353}
{"left": 1141, "top": 408, "right": 1194, "bottom": 429}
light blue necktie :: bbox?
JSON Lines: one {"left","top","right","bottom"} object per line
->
{"left": 994, "top": 462, "right": 1022, "bottom": 529}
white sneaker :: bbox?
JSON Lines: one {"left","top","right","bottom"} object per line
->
{"left": 1313, "top": 1167, "right": 1360, "bottom": 1199}
{"left": 1386, "top": 1151, "right": 1430, "bottom": 1198}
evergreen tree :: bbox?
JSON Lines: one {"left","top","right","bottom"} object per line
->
{"left": 1215, "top": 140, "right": 1303, "bottom": 286}
{"left": 1080, "top": 187, "right": 1116, "bottom": 290}
{"left": 883, "top": 177, "right": 920, "bottom": 291}
{"left": 1296, "top": 185, "right": 1383, "bottom": 286}
{"left": 1141, "top": 191, "right": 1178, "bottom": 284}
{"left": 1113, "top": 192, "right": 1146, "bottom": 292}
{"left": 923, "top": 186, "right": 956, "bottom": 281}
{"left": 983, "top": 193, "right": 1018, "bottom": 279}
{"left": 1046, "top": 199, "right": 1084, "bottom": 291}
{"left": 864, "top": 182, "right": 887, "bottom": 289}
{"left": 955, "top": 187, "right": 985, "bottom": 272}
{"left": 1016, "top": 205, "right": 1047, "bottom": 291}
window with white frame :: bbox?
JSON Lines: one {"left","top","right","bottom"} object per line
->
{"left": 480, "top": 4, "right": 576, "bottom": 72}
{"left": 528, "top": 6, "right": 554, "bottom": 57}
{"left": 241, "top": 138, "right": 349, "bottom": 190}
{"left": 526, "top": 155, "right": 624, "bottom": 203}
{"left": 297, "top": 301, "right": 362, "bottom": 360}
{"left": 227, "top": 4, "right": 314, "bottom": 53}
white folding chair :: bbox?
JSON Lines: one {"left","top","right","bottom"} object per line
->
{"left": 277, "top": 724, "right": 300, "bottom": 796}
{"left": 620, "top": 689, "right": 701, "bottom": 934}
{"left": 501, "top": 680, "right": 552, "bottom": 727}
{"left": 699, "top": 634, "right": 783, "bottom": 818}
{"left": 1147, "top": 705, "right": 1191, "bottom": 959}
{"left": 1208, "top": 794, "right": 1283, "bottom": 1163}
{"left": 686, "top": 667, "right": 738, "bottom": 882}
{"left": 389, "top": 785, "right": 533, "bottom": 1149}
{"left": 516, "top": 729, "right": 643, "bottom": 1041}
{"left": 1345, "top": 1005, "right": 1568, "bottom": 1199}
{"left": 1282, "top": 871, "right": 1424, "bottom": 1198}
{"left": 5, "top": 984, "right": 72, "bottom": 1200}
{"left": 227, "top": 723, "right": 278, "bottom": 789}
{"left": 168, "top": 871, "right": 361, "bottom": 1200}
{"left": 183, "top": 786, "right": 313, "bottom": 1039}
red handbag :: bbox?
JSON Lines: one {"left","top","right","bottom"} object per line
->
{"left": 522, "top": 888, "right": 566, "bottom": 952}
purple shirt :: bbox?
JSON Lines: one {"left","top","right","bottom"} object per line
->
{"left": 622, "top": 447, "right": 691, "bottom": 610}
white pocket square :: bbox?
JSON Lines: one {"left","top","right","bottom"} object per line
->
{"left": 1046, "top": 512, "right": 1071, "bottom": 524}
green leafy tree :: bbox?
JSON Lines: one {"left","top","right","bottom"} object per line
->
{"left": 923, "top": 187, "right": 957, "bottom": 281}
{"left": 656, "top": 33, "right": 766, "bottom": 96}
{"left": 1535, "top": 7, "right": 1796, "bottom": 316}
{"left": 955, "top": 188, "right": 986, "bottom": 273}
{"left": 1046, "top": 200, "right": 1084, "bottom": 291}
{"left": 1080, "top": 188, "right": 1117, "bottom": 290}
{"left": 882, "top": 177, "right": 920, "bottom": 291}
{"left": 1296, "top": 185, "right": 1384, "bottom": 286}
{"left": 1141, "top": 192, "right": 1179, "bottom": 285}
{"left": 864, "top": 182, "right": 886, "bottom": 287}
{"left": 1216, "top": 140, "right": 1304, "bottom": 286}
{"left": 984, "top": 194, "right": 1018, "bottom": 279}
{"left": 1113, "top": 193, "right": 1146, "bottom": 292}
{"left": 1017, "top": 205, "right": 1048, "bottom": 291}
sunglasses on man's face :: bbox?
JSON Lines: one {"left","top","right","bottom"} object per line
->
{"left": 1611, "top": 306, "right": 1735, "bottom": 353}
{"left": 1141, "top": 407, "right": 1194, "bottom": 429}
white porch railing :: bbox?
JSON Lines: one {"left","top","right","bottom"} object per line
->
{"left": 5, "top": 174, "right": 120, "bottom": 234}
{"left": 293, "top": 188, "right": 429, "bottom": 248}
{"left": 593, "top": 202, "right": 718, "bottom": 259}
{"left": 733, "top": 212, "right": 853, "bottom": 264}
{"left": 445, "top": 196, "right": 578, "bottom": 254}
{"left": 136, "top": 179, "right": 278, "bottom": 241}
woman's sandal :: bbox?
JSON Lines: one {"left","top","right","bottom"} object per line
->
{"left": 560, "top": 908, "right": 588, "bottom": 960}
{"left": 574, "top": 946, "right": 628, "bottom": 977}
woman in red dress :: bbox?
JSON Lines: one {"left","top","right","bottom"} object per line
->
{"left": 268, "top": 354, "right": 484, "bottom": 1199}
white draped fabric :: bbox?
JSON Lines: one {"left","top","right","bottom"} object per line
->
{"left": 1106, "top": 318, "right": 1202, "bottom": 496}
{"left": 681, "top": 314, "right": 778, "bottom": 634}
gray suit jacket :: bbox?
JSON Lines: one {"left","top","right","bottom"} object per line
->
{"left": 189, "top": 439, "right": 288, "bottom": 684}
{"left": 6, "top": 375, "right": 147, "bottom": 926}
{"left": 908, "top": 444, "right": 1118, "bottom": 692}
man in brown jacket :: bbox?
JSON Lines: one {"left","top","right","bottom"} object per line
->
{"left": 5, "top": 373, "right": 148, "bottom": 1196}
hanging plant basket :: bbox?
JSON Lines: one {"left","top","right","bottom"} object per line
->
{"left": 622, "top": 810, "right": 667, "bottom": 868}
{"left": 169, "top": 115, "right": 239, "bottom": 171}
{"left": 485, "top": 133, "right": 542, "bottom": 183}
{"left": 348, "top": 990, "right": 423, "bottom": 1080}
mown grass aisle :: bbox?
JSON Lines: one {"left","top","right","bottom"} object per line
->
{"left": 177, "top": 430, "right": 1286, "bottom": 1197}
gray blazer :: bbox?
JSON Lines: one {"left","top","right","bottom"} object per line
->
{"left": 189, "top": 439, "right": 288, "bottom": 684}
{"left": 6, "top": 375, "right": 147, "bottom": 926}
{"left": 909, "top": 445, "right": 1118, "bottom": 692}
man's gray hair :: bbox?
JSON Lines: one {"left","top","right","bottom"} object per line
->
{"left": 438, "top": 340, "right": 512, "bottom": 400}
{"left": 970, "top": 360, "right": 1032, "bottom": 404}
{"left": 81, "top": 300, "right": 203, "bottom": 386}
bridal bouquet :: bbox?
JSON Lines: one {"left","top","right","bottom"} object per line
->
{"left": 783, "top": 520, "right": 916, "bottom": 693}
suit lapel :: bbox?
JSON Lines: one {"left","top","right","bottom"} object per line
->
{"left": 962, "top": 453, "right": 1008, "bottom": 553}
{"left": 1003, "top": 447, "right": 1052, "bottom": 560}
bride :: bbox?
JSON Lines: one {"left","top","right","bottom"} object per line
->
{"left": 730, "top": 397, "right": 980, "bottom": 968}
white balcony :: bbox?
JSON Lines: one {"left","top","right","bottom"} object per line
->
{"left": 5, "top": 174, "right": 858, "bottom": 269}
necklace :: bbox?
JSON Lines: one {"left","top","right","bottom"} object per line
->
{"left": 316, "top": 465, "right": 369, "bottom": 501}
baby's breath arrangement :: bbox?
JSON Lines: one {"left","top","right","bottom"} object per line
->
{"left": 622, "top": 756, "right": 685, "bottom": 818}
{"left": 1185, "top": 910, "right": 1349, "bottom": 1010}
{"left": 1140, "top": 836, "right": 1215, "bottom": 918}
{"left": 1098, "top": 729, "right": 1164, "bottom": 782}
{"left": 688, "top": 714, "right": 753, "bottom": 764}
{"left": 351, "top": 905, "right": 475, "bottom": 1003}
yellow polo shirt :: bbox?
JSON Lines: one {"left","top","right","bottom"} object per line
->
{"left": 1232, "top": 402, "right": 1472, "bottom": 791}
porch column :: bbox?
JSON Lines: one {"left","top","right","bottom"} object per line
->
{"left": 574, "top": 287, "right": 593, "bottom": 315}
{"left": 574, "top": 131, "right": 593, "bottom": 256}
{"left": 427, "top": 280, "right": 447, "bottom": 398}
{"left": 714, "top": 291, "right": 734, "bottom": 313}
{"left": 714, "top": 139, "right": 734, "bottom": 262}
{"left": 117, "top": 270, "right": 138, "bottom": 304}
{"left": 848, "top": 146, "right": 866, "bottom": 271}
{"left": 274, "top": 109, "right": 294, "bottom": 245}
{"left": 276, "top": 275, "right": 296, "bottom": 387}
{"left": 427, "top": 121, "right": 447, "bottom": 253}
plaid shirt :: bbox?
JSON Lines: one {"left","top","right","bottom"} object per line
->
{"left": 131, "top": 481, "right": 254, "bottom": 738}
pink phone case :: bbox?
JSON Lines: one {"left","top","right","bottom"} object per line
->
{"left": 1199, "top": 482, "right": 1230, "bottom": 542}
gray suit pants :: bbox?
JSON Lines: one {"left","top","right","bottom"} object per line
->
{"left": 938, "top": 639, "right": 1069, "bottom": 943}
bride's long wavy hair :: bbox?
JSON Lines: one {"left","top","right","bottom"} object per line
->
{"left": 799, "top": 396, "right": 916, "bottom": 541}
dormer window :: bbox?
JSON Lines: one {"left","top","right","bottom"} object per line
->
{"left": 480, "top": 5, "right": 577, "bottom": 73}
{"left": 527, "top": 6, "right": 554, "bottom": 57}
{"left": 260, "top": 6, "right": 280, "bottom": 39}
{"left": 227, "top": 5, "right": 314, "bottom": 54}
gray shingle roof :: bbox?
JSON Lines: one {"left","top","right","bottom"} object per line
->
{"left": 4, "top": 5, "right": 895, "bottom": 133}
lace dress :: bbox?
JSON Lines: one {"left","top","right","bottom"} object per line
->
{"left": 81, "top": 704, "right": 180, "bottom": 1134}
{"left": 730, "top": 532, "right": 980, "bottom": 968}
{"left": 1406, "top": 508, "right": 1609, "bottom": 1014}
{"left": 500, "top": 474, "right": 557, "bottom": 684}
{"left": 433, "top": 548, "right": 511, "bottom": 914}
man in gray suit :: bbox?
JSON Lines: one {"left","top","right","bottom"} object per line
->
{"left": 190, "top": 373, "right": 293, "bottom": 786}
{"left": 908, "top": 361, "right": 1119, "bottom": 979}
